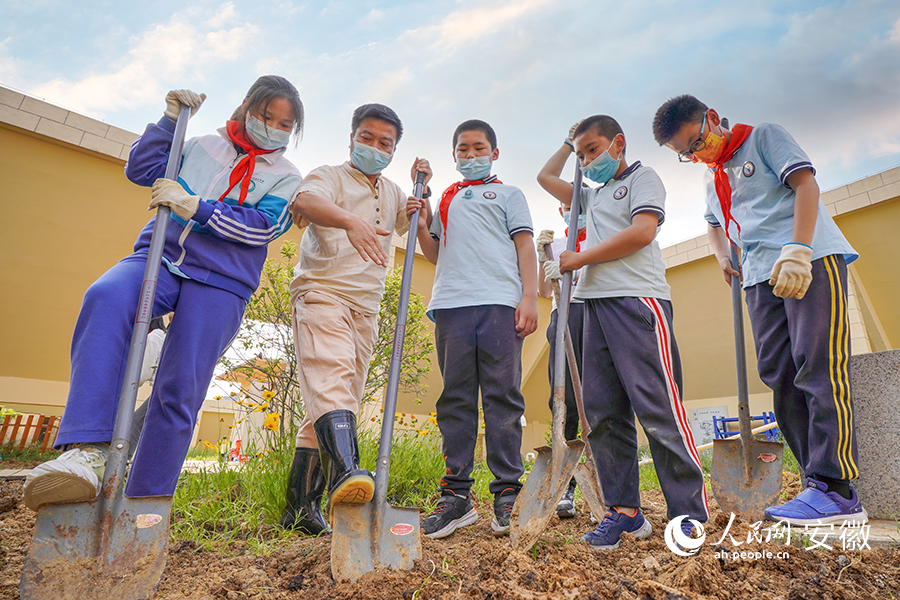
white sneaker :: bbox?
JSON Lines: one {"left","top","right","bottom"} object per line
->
{"left": 23, "top": 444, "right": 109, "bottom": 510}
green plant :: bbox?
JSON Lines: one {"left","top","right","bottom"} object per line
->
{"left": 0, "top": 443, "right": 60, "bottom": 463}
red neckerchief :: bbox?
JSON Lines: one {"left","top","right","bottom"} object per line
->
{"left": 708, "top": 124, "right": 753, "bottom": 242}
{"left": 217, "top": 121, "right": 278, "bottom": 205}
{"left": 564, "top": 227, "right": 587, "bottom": 252}
{"left": 439, "top": 176, "right": 502, "bottom": 246}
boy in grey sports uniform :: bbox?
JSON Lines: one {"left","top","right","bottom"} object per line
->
{"left": 538, "top": 115, "right": 708, "bottom": 549}
{"left": 409, "top": 119, "right": 539, "bottom": 539}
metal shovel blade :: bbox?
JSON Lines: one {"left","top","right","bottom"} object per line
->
{"left": 20, "top": 495, "right": 171, "bottom": 600}
{"left": 510, "top": 438, "right": 584, "bottom": 551}
{"left": 573, "top": 461, "right": 606, "bottom": 518}
{"left": 711, "top": 437, "right": 783, "bottom": 521}
{"left": 330, "top": 498, "right": 420, "bottom": 582}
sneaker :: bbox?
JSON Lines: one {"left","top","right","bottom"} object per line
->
{"left": 676, "top": 519, "right": 704, "bottom": 552}
{"left": 764, "top": 478, "right": 867, "bottom": 526}
{"left": 556, "top": 482, "right": 577, "bottom": 519}
{"left": 491, "top": 490, "right": 518, "bottom": 536}
{"left": 582, "top": 508, "right": 652, "bottom": 550}
{"left": 421, "top": 492, "right": 478, "bottom": 539}
{"left": 23, "top": 444, "right": 109, "bottom": 511}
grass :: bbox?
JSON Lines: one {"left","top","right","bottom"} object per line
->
{"left": 169, "top": 422, "right": 806, "bottom": 551}
{"left": 0, "top": 443, "right": 60, "bottom": 463}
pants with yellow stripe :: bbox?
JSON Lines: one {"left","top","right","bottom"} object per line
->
{"left": 744, "top": 254, "right": 858, "bottom": 482}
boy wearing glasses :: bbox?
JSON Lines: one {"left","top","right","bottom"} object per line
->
{"left": 652, "top": 95, "right": 865, "bottom": 526}
{"left": 537, "top": 115, "right": 708, "bottom": 549}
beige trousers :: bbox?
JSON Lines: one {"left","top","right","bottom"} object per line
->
{"left": 292, "top": 290, "right": 377, "bottom": 448}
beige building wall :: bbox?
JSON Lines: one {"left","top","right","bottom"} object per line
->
{"left": 3, "top": 84, "right": 899, "bottom": 458}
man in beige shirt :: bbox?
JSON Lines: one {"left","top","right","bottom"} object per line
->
{"left": 280, "top": 104, "right": 432, "bottom": 534}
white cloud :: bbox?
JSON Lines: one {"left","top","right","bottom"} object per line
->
{"left": 27, "top": 4, "right": 258, "bottom": 117}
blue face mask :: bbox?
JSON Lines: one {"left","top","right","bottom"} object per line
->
{"left": 581, "top": 148, "right": 621, "bottom": 184}
{"left": 456, "top": 156, "right": 492, "bottom": 181}
{"left": 351, "top": 142, "right": 392, "bottom": 175}
{"left": 245, "top": 115, "right": 291, "bottom": 150}
{"left": 563, "top": 211, "right": 587, "bottom": 231}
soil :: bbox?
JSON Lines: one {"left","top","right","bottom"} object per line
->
{"left": 2, "top": 475, "right": 898, "bottom": 600}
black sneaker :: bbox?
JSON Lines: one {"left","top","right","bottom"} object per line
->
{"left": 556, "top": 481, "right": 577, "bottom": 519}
{"left": 491, "top": 490, "right": 518, "bottom": 537}
{"left": 421, "top": 493, "right": 478, "bottom": 539}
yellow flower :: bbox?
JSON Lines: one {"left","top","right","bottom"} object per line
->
{"left": 262, "top": 390, "right": 275, "bottom": 400}
{"left": 201, "top": 439, "right": 216, "bottom": 450}
{"left": 263, "top": 412, "right": 280, "bottom": 431}
{"left": 371, "top": 417, "right": 377, "bottom": 422}
{"left": 428, "top": 416, "right": 437, "bottom": 425}
{"left": 429, "top": 411, "right": 436, "bottom": 417}
{"left": 418, "top": 429, "right": 428, "bottom": 436}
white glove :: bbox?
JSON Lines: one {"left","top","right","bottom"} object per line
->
{"left": 164, "top": 89, "right": 206, "bottom": 121}
{"left": 536, "top": 229, "right": 554, "bottom": 261}
{"left": 149, "top": 178, "right": 200, "bottom": 220}
{"left": 769, "top": 243, "right": 813, "bottom": 299}
{"left": 566, "top": 120, "right": 584, "bottom": 147}
{"left": 543, "top": 260, "right": 562, "bottom": 281}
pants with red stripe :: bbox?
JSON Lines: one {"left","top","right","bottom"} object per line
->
{"left": 744, "top": 255, "right": 858, "bottom": 482}
{"left": 582, "top": 296, "right": 709, "bottom": 522}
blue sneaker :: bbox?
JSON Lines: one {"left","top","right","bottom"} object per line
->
{"left": 764, "top": 478, "right": 867, "bottom": 526}
{"left": 582, "top": 508, "right": 652, "bottom": 550}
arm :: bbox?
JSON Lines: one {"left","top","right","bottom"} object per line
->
{"left": 707, "top": 223, "right": 741, "bottom": 285}
{"left": 767, "top": 167, "right": 818, "bottom": 299}
{"left": 125, "top": 118, "right": 182, "bottom": 186}
{"left": 558, "top": 212, "right": 658, "bottom": 272}
{"left": 786, "top": 168, "right": 819, "bottom": 246}
{"left": 407, "top": 195, "right": 439, "bottom": 264}
{"left": 291, "top": 191, "right": 390, "bottom": 267}
{"left": 513, "top": 231, "right": 539, "bottom": 338}
{"left": 537, "top": 144, "right": 576, "bottom": 206}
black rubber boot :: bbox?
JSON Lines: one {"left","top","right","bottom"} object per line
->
{"left": 279, "top": 447, "right": 330, "bottom": 534}
{"left": 314, "top": 410, "right": 374, "bottom": 522}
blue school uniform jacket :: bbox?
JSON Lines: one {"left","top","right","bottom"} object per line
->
{"left": 125, "top": 117, "right": 301, "bottom": 300}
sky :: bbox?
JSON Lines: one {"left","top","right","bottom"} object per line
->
{"left": 3, "top": 0, "right": 900, "bottom": 247}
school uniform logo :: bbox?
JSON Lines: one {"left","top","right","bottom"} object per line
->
{"left": 483, "top": 191, "right": 497, "bottom": 199}
{"left": 614, "top": 186, "right": 628, "bottom": 199}
{"left": 463, "top": 189, "right": 474, "bottom": 198}
{"left": 742, "top": 162, "right": 755, "bottom": 177}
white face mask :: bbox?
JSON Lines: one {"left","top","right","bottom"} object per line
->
{"left": 245, "top": 114, "right": 291, "bottom": 150}
{"left": 456, "top": 156, "right": 492, "bottom": 180}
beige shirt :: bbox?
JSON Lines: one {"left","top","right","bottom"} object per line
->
{"left": 290, "top": 161, "right": 410, "bottom": 316}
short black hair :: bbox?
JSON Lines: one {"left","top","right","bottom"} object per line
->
{"left": 230, "top": 75, "right": 304, "bottom": 146}
{"left": 452, "top": 119, "right": 497, "bottom": 150}
{"left": 351, "top": 103, "right": 403, "bottom": 143}
{"left": 574, "top": 115, "right": 626, "bottom": 156}
{"left": 652, "top": 95, "right": 708, "bottom": 145}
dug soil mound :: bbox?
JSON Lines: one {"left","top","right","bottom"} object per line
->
{"left": 1, "top": 479, "right": 897, "bottom": 599}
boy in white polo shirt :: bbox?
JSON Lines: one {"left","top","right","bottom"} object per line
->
{"left": 537, "top": 115, "right": 708, "bottom": 549}
{"left": 408, "top": 119, "right": 538, "bottom": 539}
{"left": 652, "top": 95, "right": 865, "bottom": 526}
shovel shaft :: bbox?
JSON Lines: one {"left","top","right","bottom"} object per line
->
{"left": 551, "top": 165, "right": 583, "bottom": 450}
{"left": 729, "top": 245, "right": 754, "bottom": 483}
{"left": 99, "top": 104, "right": 191, "bottom": 560}
{"left": 374, "top": 170, "right": 426, "bottom": 500}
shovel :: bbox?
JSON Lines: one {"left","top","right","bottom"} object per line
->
{"left": 20, "top": 104, "right": 192, "bottom": 600}
{"left": 542, "top": 243, "right": 606, "bottom": 518}
{"left": 510, "top": 163, "right": 586, "bottom": 551}
{"left": 710, "top": 245, "right": 783, "bottom": 521}
{"left": 329, "top": 171, "right": 426, "bottom": 582}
